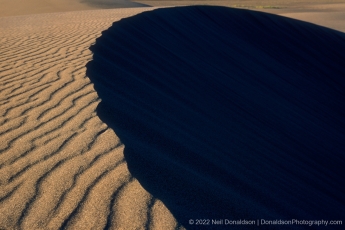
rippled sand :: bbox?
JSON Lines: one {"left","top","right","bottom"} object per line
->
{"left": 0, "top": 8, "right": 183, "bottom": 230}
{"left": 1, "top": 1, "right": 344, "bottom": 230}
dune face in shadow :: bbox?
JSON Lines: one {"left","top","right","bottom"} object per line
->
{"left": 81, "top": 0, "right": 148, "bottom": 8}
{"left": 87, "top": 6, "right": 345, "bottom": 227}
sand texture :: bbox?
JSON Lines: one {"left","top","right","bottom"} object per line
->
{"left": 0, "top": 0, "right": 148, "bottom": 17}
{"left": 1, "top": 2, "right": 345, "bottom": 230}
{"left": 0, "top": 8, "right": 182, "bottom": 230}
{"left": 280, "top": 3, "right": 345, "bottom": 33}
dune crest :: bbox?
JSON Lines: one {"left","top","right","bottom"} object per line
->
{"left": 88, "top": 5, "right": 345, "bottom": 228}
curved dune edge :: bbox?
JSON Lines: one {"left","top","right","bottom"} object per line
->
{"left": 82, "top": 0, "right": 149, "bottom": 8}
{"left": 88, "top": 5, "right": 345, "bottom": 228}
{"left": 0, "top": 8, "right": 184, "bottom": 230}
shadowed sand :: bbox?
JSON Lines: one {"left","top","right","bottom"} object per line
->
{"left": 87, "top": 5, "right": 345, "bottom": 228}
{"left": 82, "top": 0, "right": 148, "bottom": 8}
{"left": 1, "top": 2, "right": 345, "bottom": 230}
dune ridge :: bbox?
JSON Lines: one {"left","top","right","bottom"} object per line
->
{"left": 1, "top": 4, "right": 345, "bottom": 230}
{"left": 88, "top": 6, "right": 345, "bottom": 228}
{"left": 0, "top": 8, "right": 183, "bottom": 230}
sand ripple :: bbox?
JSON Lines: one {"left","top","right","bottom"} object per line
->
{"left": 0, "top": 8, "right": 182, "bottom": 230}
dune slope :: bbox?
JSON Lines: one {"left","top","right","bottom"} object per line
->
{"left": 88, "top": 6, "right": 345, "bottom": 228}
{"left": 82, "top": 0, "right": 148, "bottom": 8}
{"left": 0, "top": 0, "right": 148, "bottom": 17}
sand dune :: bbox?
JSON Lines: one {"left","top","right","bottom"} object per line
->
{"left": 88, "top": 5, "right": 345, "bottom": 228}
{"left": 82, "top": 0, "right": 148, "bottom": 8}
{"left": 0, "top": 8, "right": 183, "bottom": 230}
{"left": 281, "top": 10, "right": 345, "bottom": 33}
{"left": 1, "top": 2, "right": 345, "bottom": 230}
{"left": 0, "top": 0, "right": 148, "bottom": 17}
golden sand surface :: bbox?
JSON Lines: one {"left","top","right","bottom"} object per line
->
{"left": 0, "top": 7, "right": 183, "bottom": 230}
{"left": 278, "top": 3, "right": 345, "bottom": 33}
{"left": 0, "top": 0, "right": 147, "bottom": 17}
{"left": 1, "top": 1, "right": 344, "bottom": 229}
{"left": 0, "top": 0, "right": 94, "bottom": 17}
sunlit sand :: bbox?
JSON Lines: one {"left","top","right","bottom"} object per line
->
{"left": 1, "top": 1, "right": 344, "bottom": 229}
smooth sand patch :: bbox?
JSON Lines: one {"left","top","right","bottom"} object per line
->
{"left": 279, "top": 3, "right": 345, "bottom": 33}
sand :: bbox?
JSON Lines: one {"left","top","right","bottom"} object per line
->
{"left": 88, "top": 6, "right": 345, "bottom": 227}
{"left": 0, "top": 7, "right": 183, "bottom": 230}
{"left": 1, "top": 1, "right": 345, "bottom": 230}
{"left": 0, "top": 0, "right": 147, "bottom": 17}
{"left": 279, "top": 4, "right": 345, "bottom": 33}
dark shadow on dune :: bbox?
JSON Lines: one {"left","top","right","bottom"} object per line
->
{"left": 86, "top": 6, "right": 345, "bottom": 229}
{"left": 81, "top": 0, "right": 149, "bottom": 8}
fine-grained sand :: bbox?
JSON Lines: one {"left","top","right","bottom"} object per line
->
{"left": 0, "top": 0, "right": 148, "bottom": 17}
{"left": 1, "top": 2, "right": 345, "bottom": 230}
{"left": 0, "top": 8, "right": 183, "bottom": 230}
